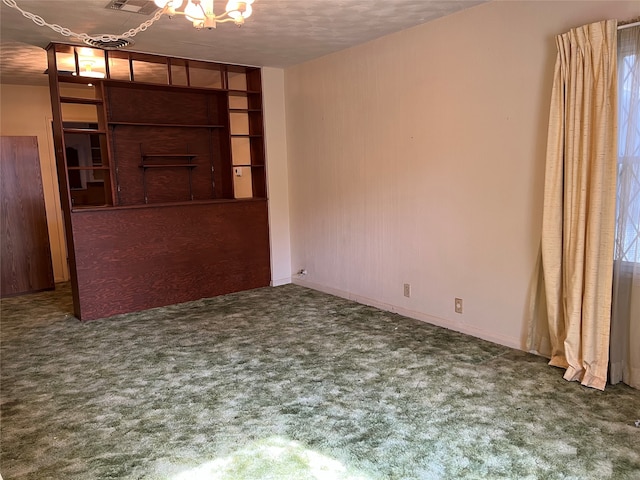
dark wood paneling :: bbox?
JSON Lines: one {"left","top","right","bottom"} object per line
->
{"left": 106, "top": 83, "right": 226, "bottom": 125}
{"left": 0, "top": 136, "right": 55, "bottom": 297}
{"left": 70, "top": 200, "right": 270, "bottom": 320}
{"left": 111, "top": 125, "right": 217, "bottom": 205}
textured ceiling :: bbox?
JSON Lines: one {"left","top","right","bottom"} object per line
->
{"left": 0, "top": 0, "right": 487, "bottom": 86}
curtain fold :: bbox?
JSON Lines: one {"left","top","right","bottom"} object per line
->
{"left": 610, "top": 24, "right": 640, "bottom": 389}
{"left": 535, "top": 20, "right": 618, "bottom": 390}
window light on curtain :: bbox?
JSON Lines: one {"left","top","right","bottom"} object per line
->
{"left": 610, "top": 23, "right": 640, "bottom": 389}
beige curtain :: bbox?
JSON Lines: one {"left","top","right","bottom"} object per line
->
{"left": 533, "top": 20, "right": 618, "bottom": 391}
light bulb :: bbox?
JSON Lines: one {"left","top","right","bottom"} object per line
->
{"left": 154, "top": 0, "right": 184, "bottom": 8}
{"left": 184, "top": 0, "right": 205, "bottom": 21}
{"left": 79, "top": 61, "right": 105, "bottom": 79}
{"left": 227, "top": 1, "right": 252, "bottom": 20}
{"left": 155, "top": 0, "right": 184, "bottom": 15}
{"left": 201, "top": 0, "right": 215, "bottom": 16}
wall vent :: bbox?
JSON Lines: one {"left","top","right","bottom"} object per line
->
{"left": 105, "top": 0, "right": 159, "bottom": 15}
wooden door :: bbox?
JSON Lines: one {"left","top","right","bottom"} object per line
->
{"left": 1, "top": 136, "right": 55, "bottom": 297}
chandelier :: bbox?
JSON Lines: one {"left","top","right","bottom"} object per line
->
{"left": 154, "top": 0, "right": 254, "bottom": 29}
{"left": 1, "top": 0, "right": 256, "bottom": 46}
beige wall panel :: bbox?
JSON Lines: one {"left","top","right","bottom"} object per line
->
{"left": 284, "top": 1, "right": 638, "bottom": 348}
{"left": 263, "top": 67, "right": 292, "bottom": 286}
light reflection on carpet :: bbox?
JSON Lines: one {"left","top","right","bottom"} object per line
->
{"left": 171, "top": 437, "right": 371, "bottom": 480}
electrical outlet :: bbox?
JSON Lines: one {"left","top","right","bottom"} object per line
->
{"left": 455, "top": 298, "right": 463, "bottom": 314}
{"left": 403, "top": 283, "right": 411, "bottom": 298}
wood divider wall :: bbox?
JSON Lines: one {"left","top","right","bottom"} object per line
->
{"left": 72, "top": 201, "right": 270, "bottom": 320}
{"left": 47, "top": 43, "right": 271, "bottom": 320}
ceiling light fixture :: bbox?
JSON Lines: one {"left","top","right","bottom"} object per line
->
{"left": 73, "top": 60, "right": 107, "bottom": 79}
{"left": 1, "top": 0, "right": 256, "bottom": 46}
{"left": 155, "top": 0, "right": 254, "bottom": 29}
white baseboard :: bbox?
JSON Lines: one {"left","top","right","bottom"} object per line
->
{"left": 292, "top": 278, "right": 523, "bottom": 351}
{"left": 271, "top": 276, "right": 292, "bottom": 287}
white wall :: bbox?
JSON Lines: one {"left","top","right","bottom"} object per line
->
{"left": 0, "top": 84, "right": 69, "bottom": 283}
{"left": 284, "top": 0, "right": 639, "bottom": 349}
{"left": 262, "top": 67, "right": 291, "bottom": 286}
{"left": 262, "top": 67, "right": 293, "bottom": 286}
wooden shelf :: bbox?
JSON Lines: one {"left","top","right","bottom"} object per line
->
{"left": 60, "top": 96, "right": 104, "bottom": 105}
{"left": 141, "top": 153, "right": 198, "bottom": 169}
{"left": 228, "top": 89, "right": 261, "bottom": 95}
{"left": 230, "top": 134, "right": 263, "bottom": 138}
{"left": 57, "top": 75, "right": 104, "bottom": 85}
{"left": 109, "top": 121, "right": 225, "bottom": 128}
{"left": 229, "top": 108, "right": 261, "bottom": 113}
{"left": 139, "top": 164, "right": 198, "bottom": 168}
{"left": 64, "top": 128, "right": 106, "bottom": 134}
{"left": 67, "top": 166, "right": 109, "bottom": 171}
{"left": 142, "top": 153, "right": 197, "bottom": 158}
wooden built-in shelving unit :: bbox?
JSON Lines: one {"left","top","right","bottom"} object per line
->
{"left": 47, "top": 42, "right": 271, "bottom": 320}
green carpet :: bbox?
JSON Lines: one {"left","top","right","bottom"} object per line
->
{"left": 1, "top": 283, "right": 639, "bottom": 479}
